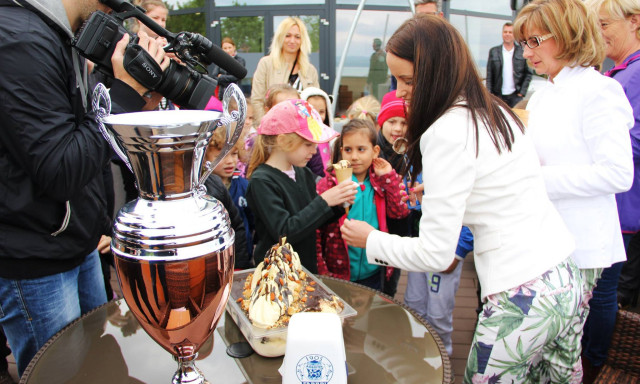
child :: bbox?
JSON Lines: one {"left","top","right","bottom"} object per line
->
{"left": 404, "top": 227, "right": 473, "bottom": 356}
{"left": 204, "top": 122, "right": 254, "bottom": 267}
{"left": 246, "top": 99, "right": 358, "bottom": 271}
{"left": 345, "top": 95, "right": 380, "bottom": 127}
{"left": 376, "top": 90, "right": 408, "bottom": 172}
{"left": 375, "top": 90, "right": 409, "bottom": 297}
{"left": 263, "top": 83, "right": 299, "bottom": 114}
{"left": 236, "top": 101, "right": 254, "bottom": 178}
{"left": 300, "top": 87, "right": 338, "bottom": 178}
{"left": 316, "top": 119, "right": 409, "bottom": 290}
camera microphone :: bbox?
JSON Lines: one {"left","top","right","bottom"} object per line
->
{"left": 205, "top": 43, "right": 247, "bottom": 79}
{"left": 186, "top": 34, "right": 247, "bottom": 79}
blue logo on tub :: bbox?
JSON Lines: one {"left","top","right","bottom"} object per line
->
{"left": 296, "top": 354, "right": 333, "bottom": 383}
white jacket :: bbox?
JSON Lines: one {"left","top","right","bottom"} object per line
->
{"left": 527, "top": 66, "right": 634, "bottom": 269}
{"left": 367, "top": 105, "right": 574, "bottom": 299}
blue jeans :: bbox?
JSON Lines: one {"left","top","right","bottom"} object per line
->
{"left": 0, "top": 249, "right": 107, "bottom": 377}
{"left": 582, "top": 261, "right": 624, "bottom": 367}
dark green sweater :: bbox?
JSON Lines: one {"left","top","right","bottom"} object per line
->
{"left": 247, "top": 164, "right": 339, "bottom": 273}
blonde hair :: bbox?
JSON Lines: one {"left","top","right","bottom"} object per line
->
{"left": 514, "top": 0, "right": 605, "bottom": 68}
{"left": 130, "top": 0, "right": 167, "bottom": 33}
{"left": 269, "top": 17, "right": 313, "bottom": 77}
{"left": 264, "top": 84, "right": 299, "bottom": 110}
{"left": 208, "top": 124, "right": 245, "bottom": 153}
{"left": 346, "top": 95, "right": 381, "bottom": 125}
{"left": 136, "top": 0, "right": 166, "bottom": 11}
{"left": 586, "top": 0, "right": 640, "bottom": 40}
{"left": 246, "top": 133, "right": 306, "bottom": 178}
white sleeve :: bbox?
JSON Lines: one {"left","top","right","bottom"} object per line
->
{"left": 542, "top": 80, "right": 634, "bottom": 199}
{"left": 366, "top": 112, "right": 475, "bottom": 272}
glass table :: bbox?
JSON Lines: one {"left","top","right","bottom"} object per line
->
{"left": 21, "top": 277, "right": 452, "bottom": 384}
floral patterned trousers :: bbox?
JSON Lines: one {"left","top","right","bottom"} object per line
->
{"left": 464, "top": 258, "right": 590, "bottom": 384}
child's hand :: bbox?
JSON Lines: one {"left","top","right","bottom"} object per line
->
{"left": 372, "top": 158, "right": 392, "bottom": 177}
{"left": 321, "top": 180, "right": 358, "bottom": 207}
{"left": 401, "top": 182, "right": 424, "bottom": 207}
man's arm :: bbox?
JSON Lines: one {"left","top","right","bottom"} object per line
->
{"left": 485, "top": 47, "right": 495, "bottom": 92}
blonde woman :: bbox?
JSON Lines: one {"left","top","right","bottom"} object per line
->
{"left": 251, "top": 17, "right": 319, "bottom": 122}
{"left": 515, "top": 0, "right": 634, "bottom": 381}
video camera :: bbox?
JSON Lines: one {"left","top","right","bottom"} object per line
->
{"left": 72, "top": 0, "right": 247, "bottom": 110}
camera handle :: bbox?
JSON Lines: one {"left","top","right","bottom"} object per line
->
{"left": 102, "top": 0, "right": 177, "bottom": 41}
{"left": 196, "top": 84, "right": 246, "bottom": 192}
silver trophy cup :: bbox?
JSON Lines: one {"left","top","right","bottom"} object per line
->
{"left": 100, "top": 84, "right": 246, "bottom": 384}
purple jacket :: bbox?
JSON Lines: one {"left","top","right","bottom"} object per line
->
{"left": 610, "top": 50, "right": 640, "bottom": 233}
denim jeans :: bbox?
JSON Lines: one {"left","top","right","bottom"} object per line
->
{"left": 0, "top": 249, "right": 107, "bottom": 377}
{"left": 582, "top": 261, "right": 624, "bottom": 367}
{"left": 618, "top": 232, "right": 640, "bottom": 303}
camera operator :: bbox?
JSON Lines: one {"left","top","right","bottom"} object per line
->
{"left": 0, "top": 0, "right": 169, "bottom": 377}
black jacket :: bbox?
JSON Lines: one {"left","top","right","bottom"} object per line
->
{"left": 0, "top": 0, "right": 146, "bottom": 279}
{"left": 246, "top": 164, "right": 342, "bottom": 272}
{"left": 486, "top": 44, "right": 532, "bottom": 97}
{"left": 212, "top": 54, "right": 246, "bottom": 100}
{"left": 204, "top": 175, "right": 253, "bottom": 269}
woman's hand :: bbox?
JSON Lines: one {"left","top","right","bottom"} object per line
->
{"left": 340, "top": 219, "right": 375, "bottom": 248}
{"left": 321, "top": 180, "right": 358, "bottom": 207}
{"left": 372, "top": 158, "right": 392, "bottom": 176}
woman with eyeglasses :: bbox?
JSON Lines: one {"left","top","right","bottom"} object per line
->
{"left": 514, "top": 0, "right": 634, "bottom": 381}
{"left": 340, "top": 13, "right": 583, "bottom": 382}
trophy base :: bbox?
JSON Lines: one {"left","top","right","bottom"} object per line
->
{"left": 172, "top": 353, "right": 209, "bottom": 384}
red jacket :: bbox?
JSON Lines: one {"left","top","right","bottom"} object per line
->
{"left": 315, "top": 167, "right": 409, "bottom": 281}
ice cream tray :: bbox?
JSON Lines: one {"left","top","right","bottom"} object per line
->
{"left": 226, "top": 267, "right": 357, "bottom": 357}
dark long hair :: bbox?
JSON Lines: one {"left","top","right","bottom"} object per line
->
{"left": 386, "top": 14, "right": 524, "bottom": 181}
{"left": 329, "top": 119, "right": 377, "bottom": 165}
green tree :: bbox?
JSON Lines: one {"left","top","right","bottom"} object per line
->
{"left": 300, "top": 15, "right": 319, "bottom": 53}
{"left": 166, "top": 0, "right": 206, "bottom": 36}
{"left": 221, "top": 16, "right": 264, "bottom": 53}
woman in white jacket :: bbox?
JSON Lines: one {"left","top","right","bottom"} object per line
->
{"left": 341, "top": 14, "right": 584, "bottom": 383}
{"left": 514, "top": 0, "right": 634, "bottom": 381}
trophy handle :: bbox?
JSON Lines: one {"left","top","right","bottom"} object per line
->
{"left": 92, "top": 83, "right": 133, "bottom": 173}
{"left": 197, "top": 84, "right": 246, "bottom": 189}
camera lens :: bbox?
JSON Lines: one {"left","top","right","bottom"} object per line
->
{"left": 156, "top": 62, "right": 216, "bottom": 110}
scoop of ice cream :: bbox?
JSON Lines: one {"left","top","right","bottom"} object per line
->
{"left": 333, "top": 159, "right": 352, "bottom": 170}
{"left": 244, "top": 238, "right": 345, "bottom": 329}
{"left": 248, "top": 238, "right": 305, "bottom": 328}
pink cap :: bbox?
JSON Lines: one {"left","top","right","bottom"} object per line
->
{"left": 258, "top": 99, "right": 339, "bottom": 144}
{"left": 377, "top": 91, "right": 406, "bottom": 127}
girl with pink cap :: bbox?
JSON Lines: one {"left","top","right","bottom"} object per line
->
{"left": 246, "top": 99, "right": 358, "bottom": 271}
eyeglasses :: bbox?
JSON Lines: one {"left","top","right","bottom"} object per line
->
{"left": 518, "top": 33, "right": 554, "bottom": 49}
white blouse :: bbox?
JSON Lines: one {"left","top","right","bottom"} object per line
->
{"left": 366, "top": 105, "right": 574, "bottom": 299}
{"left": 527, "top": 66, "right": 634, "bottom": 269}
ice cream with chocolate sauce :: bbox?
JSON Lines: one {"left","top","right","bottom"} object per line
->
{"left": 241, "top": 238, "right": 344, "bottom": 329}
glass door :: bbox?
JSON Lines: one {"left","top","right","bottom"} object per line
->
{"left": 211, "top": 7, "right": 330, "bottom": 96}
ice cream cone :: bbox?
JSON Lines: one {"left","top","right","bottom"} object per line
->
{"left": 333, "top": 160, "right": 353, "bottom": 214}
